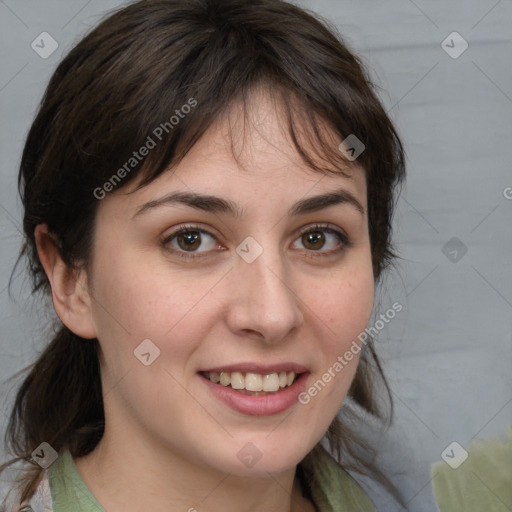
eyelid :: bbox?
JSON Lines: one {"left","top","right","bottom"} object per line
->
{"left": 161, "top": 224, "right": 222, "bottom": 260}
{"left": 296, "top": 223, "right": 351, "bottom": 243}
{"left": 294, "top": 223, "right": 352, "bottom": 258}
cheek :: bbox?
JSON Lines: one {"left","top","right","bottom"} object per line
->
{"left": 305, "top": 259, "right": 374, "bottom": 381}
{"left": 283, "top": 261, "right": 374, "bottom": 450}
{"left": 90, "top": 239, "right": 217, "bottom": 332}
{"left": 325, "top": 278, "right": 373, "bottom": 331}
{"left": 87, "top": 247, "right": 223, "bottom": 387}
{"left": 308, "top": 261, "right": 375, "bottom": 352}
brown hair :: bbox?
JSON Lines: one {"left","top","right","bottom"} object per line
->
{"left": 1, "top": 0, "right": 406, "bottom": 506}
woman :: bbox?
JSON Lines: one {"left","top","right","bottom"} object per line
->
{"left": 1, "top": 0, "right": 409, "bottom": 510}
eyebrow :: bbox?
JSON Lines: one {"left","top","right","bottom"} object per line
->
{"left": 134, "top": 187, "right": 365, "bottom": 219}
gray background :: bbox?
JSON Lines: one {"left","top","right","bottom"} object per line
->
{"left": 1, "top": 1, "right": 511, "bottom": 510}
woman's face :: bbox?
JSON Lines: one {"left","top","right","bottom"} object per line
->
{"left": 85, "top": 91, "right": 374, "bottom": 476}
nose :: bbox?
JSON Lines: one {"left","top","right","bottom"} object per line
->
{"left": 224, "top": 241, "right": 304, "bottom": 344}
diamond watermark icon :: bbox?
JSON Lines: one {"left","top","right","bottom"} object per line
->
{"left": 237, "top": 442, "right": 263, "bottom": 468}
{"left": 442, "top": 237, "right": 468, "bottom": 263}
{"left": 236, "top": 236, "right": 263, "bottom": 263}
{"left": 32, "top": 442, "right": 58, "bottom": 469}
{"left": 338, "top": 134, "right": 365, "bottom": 161}
{"left": 441, "top": 32, "right": 468, "bottom": 59}
{"left": 441, "top": 441, "right": 468, "bottom": 469}
{"left": 31, "top": 32, "right": 59, "bottom": 59}
{"left": 134, "top": 338, "right": 161, "bottom": 366}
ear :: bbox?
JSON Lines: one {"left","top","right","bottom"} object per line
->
{"left": 34, "top": 224, "right": 97, "bottom": 339}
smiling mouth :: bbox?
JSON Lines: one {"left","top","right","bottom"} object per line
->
{"left": 199, "top": 370, "right": 301, "bottom": 395}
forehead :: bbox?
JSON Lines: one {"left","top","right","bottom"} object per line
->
{"left": 193, "top": 85, "right": 363, "bottom": 178}
{"left": 105, "top": 87, "right": 367, "bottom": 215}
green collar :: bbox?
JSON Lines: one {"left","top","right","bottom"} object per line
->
{"left": 48, "top": 447, "right": 376, "bottom": 512}
{"left": 299, "top": 445, "right": 377, "bottom": 512}
{"left": 48, "top": 450, "right": 105, "bottom": 512}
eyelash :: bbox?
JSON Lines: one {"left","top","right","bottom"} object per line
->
{"left": 161, "top": 223, "right": 352, "bottom": 261}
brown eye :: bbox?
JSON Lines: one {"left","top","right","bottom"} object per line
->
{"left": 162, "top": 225, "right": 219, "bottom": 260}
{"left": 302, "top": 230, "right": 326, "bottom": 250}
{"left": 292, "top": 224, "right": 350, "bottom": 256}
{"left": 176, "top": 230, "right": 202, "bottom": 251}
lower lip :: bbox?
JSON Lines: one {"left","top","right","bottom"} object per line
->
{"left": 199, "top": 373, "right": 309, "bottom": 416}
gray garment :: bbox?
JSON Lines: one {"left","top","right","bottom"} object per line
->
{"left": 0, "top": 472, "right": 52, "bottom": 512}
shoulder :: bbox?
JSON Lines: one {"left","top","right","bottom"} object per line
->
{"left": 2, "top": 450, "right": 104, "bottom": 512}
{"left": 300, "top": 445, "right": 377, "bottom": 512}
{"left": 432, "top": 427, "right": 512, "bottom": 512}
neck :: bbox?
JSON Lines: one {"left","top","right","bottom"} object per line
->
{"left": 74, "top": 426, "right": 315, "bottom": 512}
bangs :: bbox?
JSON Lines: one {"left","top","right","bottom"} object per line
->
{"left": 47, "top": 0, "right": 392, "bottom": 198}
{"left": 128, "top": 79, "right": 356, "bottom": 196}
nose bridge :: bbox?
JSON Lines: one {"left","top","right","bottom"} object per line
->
{"left": 227, "top": 234, "right": 303, "bottom": 342}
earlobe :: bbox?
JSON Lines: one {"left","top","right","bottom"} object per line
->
{"left": 34, "top": 224, "right": 97, "bottom": 339}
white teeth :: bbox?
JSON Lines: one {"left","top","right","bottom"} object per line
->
{"left": 219, "top": 371, "right": 230, "bottom": 386}
{"left": 204, "top": 370, "right": 299, "bottom": 392}
{"left": 263, "top": 373, "right": 280, "bottom": 392}
{"left": 230, "top": 371, "right": 244, "bottom": 390}
{"left": 245, "top": 373, "right": 263, "bottom": 391}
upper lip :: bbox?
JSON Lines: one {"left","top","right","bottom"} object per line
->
{"left": 199, "top": 362, "right": 309, "bottom": 374}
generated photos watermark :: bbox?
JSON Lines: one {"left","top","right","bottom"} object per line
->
{"left": 298, "top": 302, "right": 403, "bottom": 405}
{"left": 93, "top": 97, "right": 197, "bottom": 200}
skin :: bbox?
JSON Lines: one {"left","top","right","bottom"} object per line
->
{"left": 36, "top": 88, "right": 375, "bottom": 512}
